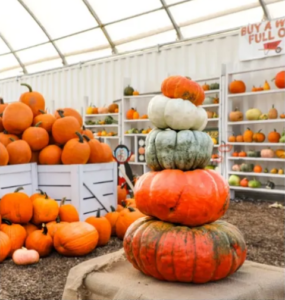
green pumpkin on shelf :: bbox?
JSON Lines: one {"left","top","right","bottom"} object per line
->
{"left": 124, "top": 85, "right": 134, "bottom": 96}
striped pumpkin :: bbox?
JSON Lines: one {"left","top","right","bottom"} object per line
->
{"left": 146, "top": 128, "right": 212, "bottom": 171}
{"left": 134, "top": 169, "right": 229, "bottom": 226}
{"left": 124, "top": 217, "right": 247, "bottom": 283}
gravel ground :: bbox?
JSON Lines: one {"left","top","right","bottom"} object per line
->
{"left": 0, "top": 200, "right": 284, "bottom": 300}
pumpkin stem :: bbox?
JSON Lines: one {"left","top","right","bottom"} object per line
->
{"left": 34, "top": 121, "right": 42, "bottom": 127}
{"left": 96, "top": 210, "right": 101, "bottom": 218}
{"left": 0, "top": 98, "right": 4, "bottom": 104}
{"left": 3, "top": 130, "right": 8, "bottom": 134}
{"left": 14, "top": 187, "right": 24, "bottom": 193}
{"left": 0, "top": 113, "right": 2, "bottom": 117}
{"left": 75, "top": 132, "right": 84, "bottom": 143}
{"left": 44, "top": 192, "right": 49, "bottom": 199}
{"left": 36, "top": 189, "right": 45, "bottom": 195}
{"left": 120, "top": 182, "right": 127, "bottom": 189}
{"left": 56, "top": 216, "right": 61, "bottom": 223}
{"left": 60, "top": 197, "right": 66, "bottom": 206}
{"left": 82, "top": 125, "right": 86, "bottom": 130}
{"left": 9, "top": 137, "right": 15, "bottom": 142}
{"left": 57, "top": 110, "right": 65, "bottom": 118}
{"left": 185, "top": 76, "right": 191, "bottom": 80}
{"left": 121, "top": 200, "right": 127, "bottom": 208}
{"left": 82, "top": 134, "right": 90, "bottom": 142}
{"left": 110, "top": 206, "right": 116, "bottom": 212}
{"left": 21, "top": 83, "right": 33, "bottom": 92}
{"left": 39, "top": 109, "right": 46, "bottom": 114}
{"left": 42, "top": 223, "right": 48, "bottom": 235}
{"left": 128, "top": 207, "right": 136, "bottom": 212}
{"left": 2, "top": 218, "right": 12, "bottom": 225}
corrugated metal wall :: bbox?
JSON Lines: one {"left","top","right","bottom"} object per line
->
{"left": 0, "top": 33, "right": 284, "bottom": 110}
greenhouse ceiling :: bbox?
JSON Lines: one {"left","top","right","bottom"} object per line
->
{"left": 0, "top": 0, "right": 284, "bottom": 79}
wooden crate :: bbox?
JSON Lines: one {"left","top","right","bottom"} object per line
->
{"left": 37, "top": 163, "right": 117, "bottom": 221}
{"left": 0, "top": 163, "right": 38, "bottom": 197}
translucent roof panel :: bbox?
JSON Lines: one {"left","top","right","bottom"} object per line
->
{"left": 0, "top": 68, "right": 23, "bottom": 80}
{"left": 0, "top": 0, "right": 48, "bottom": 50}
{"left": 267, "top": 1, "right": 285, "bottom": 19}
{"left": 16, "top": 44, "right": 59, "bottom": 64}
{"left": 181, "top": 7, "right": 263, "bottom": 39}
{"left": 66, "top": 49, "right": 112, "bottom": 64}
{"left": 55, "top": 29, "right": 109, "bottom": 55}
{"left": 23, "top": 0, "right": 98, "bottom": 39}
{"left": 170, "top": 0, "right": 259, "bottom": 25}
{"left": 0, "top": 39, "right": 10, "bottom": 55}
{"left": 0, "top": 54, "right": 20, "bottom": 71}
{"left": 117, "top": 30, "right": 176, "bottom": 52}
{"left": 87, "top": 0, "right": 162, "bottom": 24}
{"left": 26, "top": 59, "right": 62, "bottom": 73}
{"left": 106, "top": 10, "right": 173, "bottom": 42}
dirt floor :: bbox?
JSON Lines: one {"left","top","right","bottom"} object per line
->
{"left": 0, "top": 200, "right": 284, "bottom": 300}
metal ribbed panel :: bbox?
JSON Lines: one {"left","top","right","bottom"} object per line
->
{"left": 0, "top": 33, "right": 284, "bottom": 110}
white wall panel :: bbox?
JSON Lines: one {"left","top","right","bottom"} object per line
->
{"left": 0, "top": 33, "right": 284, "bottom": 111}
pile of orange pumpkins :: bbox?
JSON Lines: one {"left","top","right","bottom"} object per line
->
{"left": 123, "top": 76, "right": 247, "bottom": 284}
{"left": 0, "top": 83, "right": 113, "bottom": 166}
{"left": 0, "top": 186, "right": 145, "bottom": 265}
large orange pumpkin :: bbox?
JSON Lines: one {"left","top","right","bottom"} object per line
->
{"left": 22, "top": 122, "right": 49, "bottom": 151}
{"left": 33, "top": 110, "right": 56, "bottom": 133}
{"left": 53, "top": 222, "right": 99, "bottom": 256}
{"left": 0, "top": 131, "right": 19, "bottom": 146}
{"left": 61, "top": 132, "right": 90, "bottom": 164}
{"left": 124, "top": 218, "right": 247, "bottom": 283}
{"left": 273, "top": 71, "right": 285, "bottom": 89}
{"left": 161, "top": 76, "right": 205, "bottom": 106}
{"left": 0, "top": 219, "right": 27, "bottom": 257}
{"left": 0, "top": 231, "right": 11, "bottom": 262}
{"left": 54, "top": 108, "right": 83, "bottom": 126}
{"left": 6, "top": 139, "right": 32, "bottom": 165}
{"left": 85, "top": 210, "right": 111, "bottom": 246}
{"left": 0, "top": 142, "right": 9, "bottom": 166}
{"left": 52, "top": 110, "right": 81, "bottom": 145}
{"left": 19, "top": 83, "right": 45, "bottom": 117}
{"left": 134, "top": 169, "right": 229, "bottom": 226}
{"left": 0, "top": 187, "right": 33, "bottom": 224}
{"left": 2, "top": 102, "right": 33, "bottom": 134}
{"left": 39, "top": 145, "right": 62, "bottom": 165}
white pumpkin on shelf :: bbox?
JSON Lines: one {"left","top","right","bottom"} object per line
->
{"left": 147, "top": 95, "right": 208, "bottom": 131}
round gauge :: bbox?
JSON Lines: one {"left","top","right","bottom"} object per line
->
{"left": 139, "top": 155, "right": 144, "bottom": 161}
{"left": 138, "top": 139, "right": 145, "bottom": 146}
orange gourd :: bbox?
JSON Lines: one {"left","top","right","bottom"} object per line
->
{"left": 238, "top": 151, "right": 247, "bottom": 157}
{"left": 253, "top": 165, "right": 262, "bottom": 173}
{"left": 232, "top": 152, "right": 239, "bottom": 157}
{"left": 268, "top": 129, "right": 281, "bottom": 143}
{"left": 236, "top": 135, "right": 244, "bottom": 142}
{"left": 243, "top": 128, "right": 254, "bottom": 142}
{"left": 23, "top": 223, "right": 39, "bottom": 236}
{"left": 82, "top": 125, "right": 94, "bottom": 140}
{"left": 273, "top": 71, "right": 285, "bottom": 89}
{"left": 228, "top": 135, "right": 236, "bottom": 142}
{"left": 46, "top": 217, "right": 68, "bottom": 238}
{"left": 30, "top": 189, "right": 48, "bottom": 202}
{"left": 229, "top": 80, "right": 246, "bottom": 94}
{"left": 252, "top": 129, "right": 265, "bottom": 143}
{"left": 126, "top": 108, "right": 136, "bottom": 120}
{"left": 240, "top": 178, "right": 249, "bottom": 187}
{"left": 133, "top": 111, "right": 140, "bottom": 119}
{"left": 117, "top": 183, "right": 127, "bottom": 205}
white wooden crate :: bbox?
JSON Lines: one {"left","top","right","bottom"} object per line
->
{"left": 37, "top": 163, "right": 117, "bottom": 221}
{"left": 0, "top": 163, "right": 38, "bottom": 197}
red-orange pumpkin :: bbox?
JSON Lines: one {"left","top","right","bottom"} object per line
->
{"left": 273, "top": 71, "right": 285, "bottom": 89}
{"left": 124, "top": 218, "right": 247, "bottom": 283}
{"left": 161, "top": 76, "right": 205, "bottom": 106}
{"left": 134, "top": 169, "right": 229, "bottom": 226}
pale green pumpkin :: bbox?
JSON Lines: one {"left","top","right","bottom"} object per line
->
{"left": 145, "top": 128, "right": 213, "bottom": 171}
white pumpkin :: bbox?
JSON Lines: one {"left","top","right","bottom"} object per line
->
{"left": 148, "top": 95, "right": 208, "bottom": 131}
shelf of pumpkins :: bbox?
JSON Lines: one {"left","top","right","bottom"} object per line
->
{"left": 226, "top": 67, "right": 285, "bottom": 196}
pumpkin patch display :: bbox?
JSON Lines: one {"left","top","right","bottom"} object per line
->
{"left": 161, "top": 76, "right": 205, "bottom": 106}
{"left": 148, "top": 95, "right": 207, "bottom": 131}
{"left": 124, "top": 218, "right": 246, "bottom": 283}
{"left": 145, "top": 128, "right": 212, "bottom": 171}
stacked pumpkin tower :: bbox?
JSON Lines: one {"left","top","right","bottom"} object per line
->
{"left": 123, "top": 76, "right": 247, "bottom": 284}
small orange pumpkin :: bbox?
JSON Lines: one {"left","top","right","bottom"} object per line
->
{"left": 236, "top": 135, "right": 244, "bottom": 143}
{"left": 138, "top": 147, "right": 145, "bottom": 155}
{"left": 58, "top": 197, "right": 79, "bottom": 222}
{"left": 22, "top": 122, "right": 49, "bottom": 151}
{"left": 232, "top": 152, "right": 239, "bottom": 157}
{"left": 202, "top": 83, "right": 210, "bottom": 91}
{"left": 54, "top": 108, "right": 82, "bottom": 126}
{"left": 253, "top": 165, "right": 262, "bottom": 173}
{"left": 33, "top": 110, "right": 56, "bottom": 133}
{"left": 39, "top": 145, "right": 62, "bottom": 165}
{"left": 243, "top": 128, "right": 254, "bottom": 143}
{"left": 268, "top": 129, "right": 281, "bottom": 143}
{"left": 253, "top": 129, "right": 265, "bottom": 143}
{"left": 228, "top": 135, "right": 236, "bottom": 143}
{"left": 238, "top": 151, "right": 247, "bottom": 157}
{"left": 126, "top": 108, "right": 136, "bottom": 120}
{"left": 133, "top": 91, "right": 139, "bottom": 96}
{"left": 229, "top": 80, "right": 246, "bottom": 94}
{"left": 6, "top": 139, "right": 32, "bottom": 165}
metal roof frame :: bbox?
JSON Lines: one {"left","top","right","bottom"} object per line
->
{"left": 0, "top": 0, "right": 281, "bottom": 76}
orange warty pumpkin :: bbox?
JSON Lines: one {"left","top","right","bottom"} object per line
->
{"left": 161, "top": 76, "right": 205, "bottom": 106}
{"left": 22, "top": 122, "right": 49, "bottom": 151}
{"left": 0, "top": 231, "right": 11, "bottom": 262}
{"left": 6, "top": 139, "right": 32, "bottom": 165}
{"left": 25, "top": 224, "right": 53, "bottom": 257}
{"left": 54, "top": 108, "right": 83, "bottom": 126}
{"left": 0, "top": 187, "right": 33, "bottom": 224}
{"left": 229, "top": 80, "right": 246, "bottom": 94}
{"left": 0, "top": 131, "right": 19, "bottom": 146}
{"left": 53, "top": 222, "right": 99, "bottom": 256}
{"left": 61, "top": 132, "right": 90, "bottom": 164}
{"left": 32, "top": 194, "right": 59, "bottom": 225}
{"left": 46, "top": 217, "right": 68, "bottom": 238}
{"left": 58, "top": 198, "right": 79, "bottom": 222}
{"left": 115, "top": 207, "right": 145, "bottom": 240}
{"left": 134, "top": 169, "right": 229, "bottom": 227}
{"left": 2, "top": 102, "right": 33, "bottom": 135}
{"left": 19, "top": 83, "right": 45, "bottom": 117}
{"left": 105, "top": 206, "right": 120, "bottom": 236}
{"left": 124, "top": 218, "right": 247, "bottom": 283}
{"left": 39, "top": 145, "right": 62, "bottom": 165}
{"left": 33, "top": 110, "right": 56, "bottom": 133}
{"left": 85, "top": 210, "right": 111, "bottom": 246}
{"left": 0, "top": 142, "right": 9, "bottom": 166}
{"left": 0, "top": 219, "right": 27, "bottom": 257}
{"left": 52, "top": 110, "right": 81, "bottom": 145}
